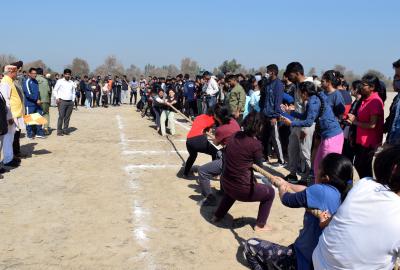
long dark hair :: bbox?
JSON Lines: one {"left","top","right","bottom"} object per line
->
{"left": 319, "top": 153, "right": 354, "bottom": 201}
{"left": 214, "top": 104, "right": 232, "bottom": 125}
{"left": 237, "top": 111, "right": 263, "bottom": 138}
{"left": 374, "top": 145, "right": 400, "bottom": 193}
{"left": 299, "top": 81, "right": 326, "bottom": 118}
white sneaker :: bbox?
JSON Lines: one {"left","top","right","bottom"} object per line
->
{"left": 35, "top": 135, "right": 46, "bottom": 139}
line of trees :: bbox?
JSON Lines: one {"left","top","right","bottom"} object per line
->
{"left": 0, "top": 54, "right": 394, "bottom": 89}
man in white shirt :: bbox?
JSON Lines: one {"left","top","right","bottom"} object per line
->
{"left": 203, "top": 71, "right": 219, "bottom": 110}
{"left": 53, "top": 69, "right": 75, "bottom": 136}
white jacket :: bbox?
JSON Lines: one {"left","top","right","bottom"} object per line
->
{"left": 205, "top": 76, "right": 219, "bottom": 96}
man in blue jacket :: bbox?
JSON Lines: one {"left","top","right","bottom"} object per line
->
{"left": 23, "top": 68, "right": 45, "bottom": 139}
{"left": 262, "top": 64, "right": 285, "bottom": 166}
{"left": 183, "top": 74, "right": 197, "bottom": 118}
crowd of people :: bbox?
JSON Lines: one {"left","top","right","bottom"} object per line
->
{"left": 137, "top": 60, "right": 400, "bottom": 269}
{"left": 1, "top": 58, "right": 400, "bottom": 269}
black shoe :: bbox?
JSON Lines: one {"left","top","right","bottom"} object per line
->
{"left": 202, "top": 194, "right": 217, "bottom": 207}
{"left": 63, "top": 130, "right": 70, "bottom": 135}
{"left": 0, "top": 167, "right": 9, "bottom": 173}
{"left": 284, "top": 174, "right": 298, "bottom": 183}
{"left": 4, "top": 159, "right": 20, "bottom": 168}
{"left": 57, "top": 132, "right": 64, "bottom": 136}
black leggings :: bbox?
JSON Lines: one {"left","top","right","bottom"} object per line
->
{"left": 184, "top": 135, "right": 218, "bottom": 175}
{"left": 354, "top": 144, "right": 375, "bottom": 178}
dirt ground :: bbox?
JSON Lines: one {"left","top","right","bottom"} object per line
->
{"left": 0, "top": 92, "right": 395, "bottom": 270}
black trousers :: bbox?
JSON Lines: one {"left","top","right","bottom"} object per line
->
{"left": 185, "top": 100, "right": 197, "bottom": 117}
{"left": 57, "top": 100, "right": 74, "bottom": 133}
{"left": 13, "top": 130, "right": 21, "bottom": 155}
{"left": 80, "top": 91, "right": 85, "bottom": 106}
{"left": 184, "top": 135, "right": 218, "bottom": 175}
{"left": 354, "top": 144, "right": 375, "bottom": 178}
{"left": 92, "top": 92, "right": 100, "bottom": 107}
{"left": 113, "top": 89, "right": 121, "bottom": 105}
{"left": 102, "top": 94, "right": 108, "bottom": 107}
{"left": 130, "top": 91, "right": 137, "bottom": 104}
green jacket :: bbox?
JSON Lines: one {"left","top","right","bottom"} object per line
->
{"left": 36, "top": 75, "right": 51, "bottom": 103}
{"left": 227, "top": 84, "right": 246, "bottom": 113}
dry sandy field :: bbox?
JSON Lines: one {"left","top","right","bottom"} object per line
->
{"left": 0, "top": 92, "right": 396, "bottom": 270}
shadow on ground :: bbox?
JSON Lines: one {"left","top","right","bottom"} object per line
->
{"left": 20, "top": 143, "right": 52, "bottom": 158}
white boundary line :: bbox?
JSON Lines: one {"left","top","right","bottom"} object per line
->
{"left": 116, "top": 114, "right": 155, "bottom": 269}
{"left": 126, "top": 139, "right": 186, "bottom": 143}
{"left": 123, "top": 150, "right": 188, "bottom": 155}
{"left": 125, "top": 164, "right": 181, "bottom": 170}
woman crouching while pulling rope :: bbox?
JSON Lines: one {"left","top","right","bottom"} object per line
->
{"left": 212, "top": 111, "right": 275, "bottom": 232}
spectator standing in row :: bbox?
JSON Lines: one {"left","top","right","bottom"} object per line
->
{"left": 346, "top": 74, "right": 384, "bottom": 178}
{"left": 285, "top": 62, "right": 315, "bottom": 183}
{"left": 0, "top": 65, "right": 22, "bottom": 167}
{"left": 10, "top": 61, "right": 25, "bottom": 159}
{"left": 384, "top": 59, "right": 400, "bottom": 146}
{"left": 183, "top": 74, "right": 197, "bottom": 118}
{"left": 121, "top": 75, "right": 129, "bottom": 104}
{"left": 53, "top": 69, "right": 75, "bottom": 136}
{"left": 112, "top": 76, "right": 122, "bottom": 106}
{"left": 22, "top": 68, "right": 45, "bottom": 139}
{"left": 36, "top": 68, "right": 51, "bottom": 134}
{"left": 226, "top": 74, "right": 246, "bottom": 122}
{"left": 129, "top": 77, "right": 138, "bottom": 105}
{"left": 0, "top": 86, "right": 8, "bottom": 179}
{"left": 262, "top": 64, "right": 285, "bottom": 167}
{"left": 203, "top": 71, "right": 219, "bottom": 111}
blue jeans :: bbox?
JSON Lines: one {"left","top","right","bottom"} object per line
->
{"left": 85, "top": 91, "right": 92, "bottom": 108}
{"left": 26, "top": 106, "right": 44, "bottom": 138}
{"left": 206, "top": 96, "right": 217, "bottom": 110}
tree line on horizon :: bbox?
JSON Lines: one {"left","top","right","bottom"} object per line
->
{"left": 0, "top": 54, "right": 394, "bottom": 90}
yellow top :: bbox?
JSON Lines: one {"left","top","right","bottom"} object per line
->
{"left": 1, "top": 75, "right": 24, "bottom": 118}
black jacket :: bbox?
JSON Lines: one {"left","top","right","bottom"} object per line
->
{"left": 0, "top": 93, "right": 8, "bottom": 135}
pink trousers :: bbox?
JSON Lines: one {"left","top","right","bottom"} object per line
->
{"left": 314, "top": 132, "right": 344, "bottom": 183}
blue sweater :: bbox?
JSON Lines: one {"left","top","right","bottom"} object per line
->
{"left": 291, "top": 93, "right": 342, "bottom": 139}
{"left": 282, "top": 184, "right": 341, "bottom": 270}
{"left": 324, "top": 90, "right": 345, "bottom": 118}
{"left": 22, "top": 78, "right": 41, "bottom": 107}
{"left": 263, "top": 78, "right": 284, "bottom": 118}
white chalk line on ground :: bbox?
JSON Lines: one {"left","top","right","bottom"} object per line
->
{"left": 125, "top": 164, "right": 181, "bottom": 170}
{"left": 123, "top": 150, "right": 188, "bottom": 155}
{"left": 125, "top": 139, "right": 186, "bottom": 143}
{"left": 116, "top": 114, "right": 155, "bottom": 269}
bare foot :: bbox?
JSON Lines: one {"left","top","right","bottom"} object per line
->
{"left": 254, "top": 224, "right": 273, "bottom": 232}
